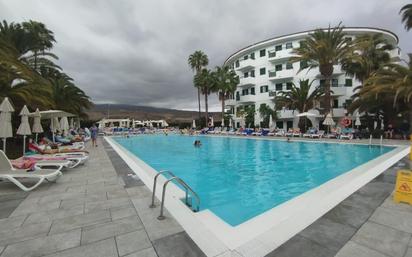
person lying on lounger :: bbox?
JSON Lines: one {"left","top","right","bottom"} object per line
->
{"left": 28, "top": 139, "right": 88, "bottom": 154}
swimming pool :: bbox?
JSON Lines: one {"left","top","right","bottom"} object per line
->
{"left": 113, "top": 135, "right": 394, "bottom": 226}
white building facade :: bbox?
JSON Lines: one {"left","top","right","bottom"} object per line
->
{"left": 223, "top": 27, "right": 400, "bottom": 130}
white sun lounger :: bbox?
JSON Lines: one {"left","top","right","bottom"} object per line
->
{"left": 0, "top": 151, "right": 63, "bottom": 191}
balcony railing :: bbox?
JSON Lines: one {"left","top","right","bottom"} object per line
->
{"left": 268, "top": 71, "right": 277, "bottom": 77}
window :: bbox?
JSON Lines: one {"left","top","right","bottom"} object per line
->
{"left": 250, "top": 70, "right": 255, "bottom": 77}
{"left": 250, "top": 52, "right": 255, "bottom": 60}
{"left": 286, "top": 62, "right": 293, "bottom": 70}
{"left": 275, "top": 45, "right": 282, "bottom": 51}
{"left": 286, "top": 82, "right": 293, "bottom": 90}
{"left": 250, "top": 87, "right": 255, "bottom": 95}
{"left": 344, "top": 99, "right": 352, "bottom": 108}
{"left": 260, "top": 49, "right": 266, "bottom": 57}
{"left": 244, "top": 55, "right": 248, "bottom": 60}
{"left": 235, "top": 60, "right": 239, "bottom": 68}
{"left": 320, "top": 79, "right": 325, "bottom": 87}
{"left": 260, "top": 67, "right": 266, "bottom": 75}
{"left": 345, "top": 79, "right": 352, "bottom": 87}
{"left": 268, "top": 51, "right": 276, "bottom": 58}
{"left": 236, "top": 92, "right": 240, "bottom": 101}
{"left": 287, "top": 121, "right": 293, "bottom": 130}
{"left": 332, "top": 79, "right": 338, "bottom": 87}
{"left": 276, "top": 121, "right": 284, "bottom": 129}
{"left": 276, "top": 83, "right": 283, "bottom": 91}
{"left": 300, "top": 61, "right": 308, "bottom": 69}
{"left": 244, "top": 72, "right": 249, "bottom": 78}
{"left": 333, "top": 99, "right": 339, "bottom": 108}
{"left": 275, "top": 64, "right": 283, "bottom": 71}
{"left": 286, "top": 42, "right": 293, "bottom": 49}
{"left": 242, "top": 89, "right": 248, "bottom": 96}
{"left": 299, "top": 41, "right": 306, "bottom": 48}
{"left": 260, "top": 85, "right": 269, "bottom": 93}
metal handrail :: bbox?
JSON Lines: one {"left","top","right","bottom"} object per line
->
{"left": 158, "top": 176, "right": 200, "bottom": 220}
{"left": 149, "top": 170, "right": 175, "bottom": 208}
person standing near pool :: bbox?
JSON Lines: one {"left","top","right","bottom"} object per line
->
{"left": 90, "top": 124, "right": 98, "bottom": 147}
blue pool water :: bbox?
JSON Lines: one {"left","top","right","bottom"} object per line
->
{"left": 114, "top": 135, "right": 394, "bottom": 226}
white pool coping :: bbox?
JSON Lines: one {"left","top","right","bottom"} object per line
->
{"left": 105, "top": 136, "right": 409, "bottom": 257}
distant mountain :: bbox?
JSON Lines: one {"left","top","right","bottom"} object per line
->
{"left": 86, "top": 104, "right": 220, "bottom": 124}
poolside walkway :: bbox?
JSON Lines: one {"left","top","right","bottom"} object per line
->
{"left": 0, "top": 138, "right": 204, "bottom": 257}
{"left": 0, "top": 137, "right": 411, "bottom": 257}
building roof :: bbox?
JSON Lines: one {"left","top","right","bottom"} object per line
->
{"left": 224, "top": 27, "right": 399, "bottom": 65}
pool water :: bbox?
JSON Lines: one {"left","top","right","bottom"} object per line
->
{"left": 114, "top": 135, "right": 394, "bottom": 226}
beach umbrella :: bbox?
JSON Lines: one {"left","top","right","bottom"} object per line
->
{"left": 60, "top": 116, "right": 69, "bottom": 136}
{"left": 0, "top": 97, "right": 14, "bottom": 153}
{"left": 229, "top": 119, "right": 233, "bottom": 128}
{"left": 32, "top": 108, "right": 43, "bottom": 142}
{"left": 355, "top": 114, "right": 361, "bottom": 127}
{"left": 210, "top": 116, "right": 214, "bottom": 127}
{"left": 221, "top": 118, "right": 225, "bottom": 127}
{"left": 269, "top": 114, "right": 273, "bottom": 128}
{"left": 50, "top": 117, "right": 60, "bottom": 142}
{"left": 192, "top": 120, "right": 196, "bottom": 129}
{"left": 240, "top": 118, "right": 245, "bottom": 128}
{"left": 69, "top": 118, "right": 74, "bottom": 128}
{"left": 323, "top": 113, "right": 335, "bottom": 134}
{"left": 16, "top": 105, "right": 31, "bottom": 155}
{"left": 380, "top": 119, "right": 384, "bottom": 130}
{"left": 374, "top": 121, "right": 377, "bottom": 129}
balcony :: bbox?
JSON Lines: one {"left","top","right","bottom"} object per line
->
{"left": 277, "top": 109, "right": 296, "bottom": 119}
{"left": 239, "top": 76, "right": 256, "bottom": 87}
{"left": 330, "top": 85, "right": 348, "bottom": 96}
{"left": 235, "top": 58, "right": 255, "bottom": 71}
{"left": 238, "top": 94, "right": 256, "bottom": 103}
{"left": 268, "top": 69, "right": 294, "bottom": 81}
{"left": 268, "top": 49, "right": 296, "bottom": 62}
{"left": 225, "top": 99, "right": 236, "bottom": 106}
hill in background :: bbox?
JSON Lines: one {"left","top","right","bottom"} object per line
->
{"left": 87, "top": 104, "right": 220, "bottom": 124}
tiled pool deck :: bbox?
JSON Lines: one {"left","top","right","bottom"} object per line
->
{"left": 0, "top": 137, "right": 410, "bottom": 257}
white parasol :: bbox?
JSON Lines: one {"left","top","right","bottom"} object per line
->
{"left": 221, "top": 118, "right": 225, "bottom": 127}
{"left": 269, "top": 114, "right": 273, "bottom": 128}
{"left": 0, "top": 97, "right": 14, "bottom": 153}
{"left": 16, "top": 105, "right": 31, "bottom": 155}
{"left": 32, "top": 108, "right": 43, "bottom": 142}
{"left": 60, "top": 116, "right": 69, "bottom": 136}
{"left": 323, "top": 113, "right": 335, "bottom": 134}
{"left": 192, "top": 119, "right": 196, "bottom": 129}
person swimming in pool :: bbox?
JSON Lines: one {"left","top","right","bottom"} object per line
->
{"left": 194, "top": 140, "right": 201, "bottom": 147}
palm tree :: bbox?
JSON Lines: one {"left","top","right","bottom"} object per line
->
{"left": 213, "top": 65, "right": 239, "bottom": 121}
{"left": 291, "top": 24, "right": 352, "bottom": 115}
{"left": 194, "top": 68, "right": 214, "bottom": 124}
{"left": 275, "top": 79, "right": 324, "bottom": 131}
{"left": 22, "top": 20, "right": 55, "bottom": 70}
{"left": 258, "top": 103, "right": 277, "bottom": 128}
{"left": 356, "top": 54, "right": 412, "bottom": 127}
{"left": 188, "top": 51, "right": 209, "bottom": 123}
{"left": 400, "top": 4, "right": 412, "bottom": 31}
{"left": 342, "top": 33, "right": 394, "bottom": 86}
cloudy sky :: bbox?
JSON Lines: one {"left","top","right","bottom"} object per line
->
{"left": 1, "top": 0, "right": 411, "bottom": 111}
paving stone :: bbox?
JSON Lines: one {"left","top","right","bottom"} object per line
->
{"left": 0, "top": 215, "right": 27, "bottom": 231}
{"left": 300, "top": 217, "right": 357, "bottom": 251}
{"left": 265, "top": 235, "right": 336, "bottom": 257}
{"left": 81, "top": 216, "right": 143, "bottom": 244}
{"left": 1, "top": 229, "right": 81, "bottom": 257}
{"left": 405, "top": 248, "right": 412, "bottom": 257}
{"left": 49, "top": 210, "right": 111, "bottom": 235}
{"left": 335, "top": 241, "right": 388, "bottom": 257}
{"left": 381, "top": 196, "right": 412, "bottom": 214}
{"left": 11, "top": 200, "right": 60, "bottom": 216}
{"left": 352, "top": 222, "right": 410, "bottom": 257}
{"left": 24, "top": 205, "right": 84, "bottom": 225}
{"left": 0, "top": 221, "right": 52, "bottom": 246}
{"left": 126, "top": 186, "right": 152, "bottom": 199}
{"left": 110, "top": 206, "right": 137, "bottom": 220}
{"left": 116, "top": 230, "right": 152, "bottom": 256}
{"left": 323, "top": 203, "right": 374, "bottom": 229}
{"left": 85, "top": 198, "right": 133, "bottom": 213}
{"left": 107, "top": 188, "right": 129, "bottom": 200}
{"left": 0, "top": 192, "right": 28, "bottom": 202}
{"left": 123, "top": 248, "right": 157, "bottom": 257}
{"left": 43, "top": 238, "right": 118, "bottom": 257}
{"left": 153, "top": 232, "right": 205, "bottom": 257}
{"left": 370, "top": 206, "right": 412, "bottom": 233}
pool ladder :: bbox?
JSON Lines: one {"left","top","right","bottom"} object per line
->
{"left": 149, "top": 170, "right": 200, "bottom": 220}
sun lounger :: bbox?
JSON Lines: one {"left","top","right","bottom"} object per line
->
{"left": 292, "top": 129, "right": 301, "bottom": 137}
{"left": 275, "top": 130, "right": 285, "bottom": 136}
{"left": 0, "top": 151, "right": 63, "bottom": 191}
{"left": 311, "top": 130, "right": 325, "bottom": 138}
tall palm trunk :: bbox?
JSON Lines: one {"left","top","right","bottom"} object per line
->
{"left": 324, "top": 77, "right": 331, "bottom": 115}
{"left": 221, "top": 93, "right": 225, "bottom": 122}
{"left": 197, "top": 87, "right": 201, "bottom": 122}
{"left": 205, "top": 90, "right": 209, "bottom": 126}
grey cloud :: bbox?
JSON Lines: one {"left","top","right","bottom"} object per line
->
{"left": 1, "top": 0, "right": 411, "bottom": 111}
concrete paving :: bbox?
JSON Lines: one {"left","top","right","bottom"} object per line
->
{"left": 0, "top": 136, "right": 410, "bottom": 257}
{"left": 0, "top": 138, "right": 204, "bottom": 257}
